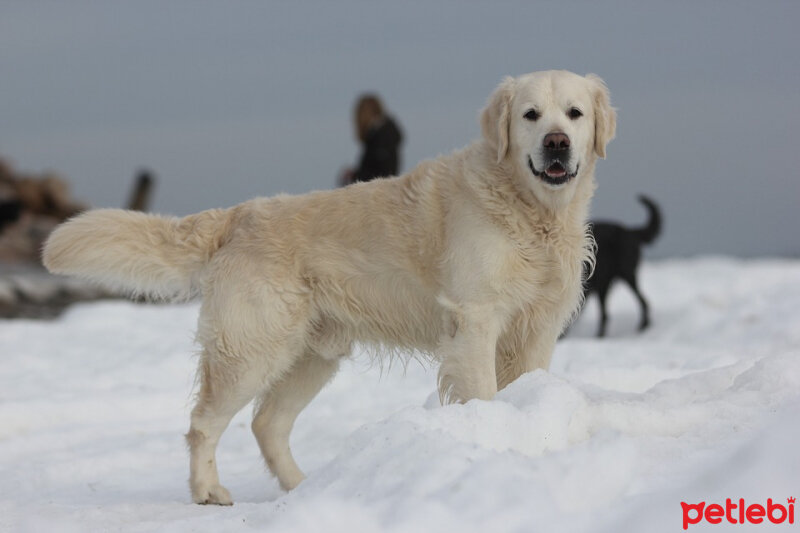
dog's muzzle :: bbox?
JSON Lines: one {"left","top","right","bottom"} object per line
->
{"left": 527, "top": 155, "right": 579, "bottom": 187}
{"left": 527, "top": 132, "right": 578, "bottom": 186}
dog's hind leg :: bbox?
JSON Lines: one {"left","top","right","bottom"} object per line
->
{"left": 251, "top": 351, "right": 340, "bottom": 491}
{"left": 186, "top": 352, "right": 269, "bottom": 505}
{"left": 595, "top": 284, "right": 611, "bottom": 338}
{"left": 187, "top": 340, "right": 306, "bottom": 504}
{"left": 623, "top": 273, "right": 650, "bottom": 332}
{"left": 186, "top": 283, "right": 309, "bottom": 504}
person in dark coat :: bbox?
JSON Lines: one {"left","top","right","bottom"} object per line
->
{"left": 339, "top": 94, "right": 403, "bottom": 186}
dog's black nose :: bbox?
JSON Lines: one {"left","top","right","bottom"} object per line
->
{"left": 543, "top": 132, "right": 570, "bottom": 151}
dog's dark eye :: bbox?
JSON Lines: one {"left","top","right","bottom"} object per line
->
{"left": 523, "top": 109, "right": 540, "bottom": 121}
{"left": 568, "top": 107, "right": 583, "bottom": 120}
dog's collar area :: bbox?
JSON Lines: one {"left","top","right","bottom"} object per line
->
{"left": 527, "top": 155, "right": 578, "bottom": 187}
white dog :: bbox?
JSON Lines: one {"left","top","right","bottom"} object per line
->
{"left": 43, "top": 70, "right": 615, "bottom": 504}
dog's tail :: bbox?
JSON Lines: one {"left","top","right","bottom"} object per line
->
{"left": 42, "top": 207, "right": 232, "bottom": 299}
{"left": 633, "top": 194, "right": 661, "bottom": 245}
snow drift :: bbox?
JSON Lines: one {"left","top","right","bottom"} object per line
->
{"left": 1, "top": 257, "right": 799, "bottom": 532}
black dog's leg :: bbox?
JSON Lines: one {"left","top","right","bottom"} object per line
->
{"left": 623, "top": 274, "right": 650, "bottom": 332}
{"left": 595, "top": 285, "right": 610, "bottom": 338}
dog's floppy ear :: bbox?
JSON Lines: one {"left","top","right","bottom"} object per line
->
{"left": 586, "top": 74, "right": 616, "bottom": 159}
{"left": 480, "top": 77, "right": 515, "bottom": 164}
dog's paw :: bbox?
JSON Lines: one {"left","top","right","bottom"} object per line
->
{"left": 193, "top": 484, "right": 233, "bottom": 506}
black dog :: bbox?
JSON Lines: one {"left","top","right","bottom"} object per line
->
{"left": 584, "top": 195, "right": 661, "bottom": 337}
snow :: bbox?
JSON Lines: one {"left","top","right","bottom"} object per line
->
{"left": 1, "top": 257, "right": 799, "bottom": 532}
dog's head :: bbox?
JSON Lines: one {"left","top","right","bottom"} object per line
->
{"left": 481, "top": 70, "right": 616, "bottom": 207}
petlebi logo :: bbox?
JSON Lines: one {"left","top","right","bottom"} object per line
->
{"left": 681, "top": 497, "right": 795, "bottom": 529}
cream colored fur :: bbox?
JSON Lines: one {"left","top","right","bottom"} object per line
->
{"left": 42, "top": 70, "right": 615, "bottom": 504}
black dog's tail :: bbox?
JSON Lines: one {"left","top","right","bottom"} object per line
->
{"left": 633, "top": 195, "right": 661, "bottom": 245}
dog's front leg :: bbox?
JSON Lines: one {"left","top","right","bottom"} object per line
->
{"left": 496, "top": 316, "right": 560, "bottom": 391}
{"left": 436, "top": 307, "right": 502, "bottom": 404}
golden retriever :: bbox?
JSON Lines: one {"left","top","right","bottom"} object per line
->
{"left": 43, "top": 70, "right": 616, "bottom": 504}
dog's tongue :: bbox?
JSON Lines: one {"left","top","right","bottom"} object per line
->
{"left": 546, "top": 162, "right": 566, "bottom": 178}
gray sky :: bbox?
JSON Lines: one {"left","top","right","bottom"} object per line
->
{"left": 2, "top": 1, "right": 799, "bottom": 257}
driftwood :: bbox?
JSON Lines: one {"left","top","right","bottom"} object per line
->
{"left": 0, "top": 159, "right": 157, "bottom": 318}
{"left": 0, "top": 158, "right": 85, "bottom": 265}
{"left": 126, "top": 170, "right": 155, "bottom": 211}
{"left": 0, "top": 263, "right": 109, "bottom": 319}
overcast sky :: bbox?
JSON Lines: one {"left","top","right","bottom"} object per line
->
{"left": 2, "top": 1, "right": 799, "bottom": 257}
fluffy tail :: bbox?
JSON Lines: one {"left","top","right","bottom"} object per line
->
{"left": 632, "top": 195, "right": 661, "bottom": 245}
{"left": 42, "top": 207, "right": 232, "bottom": 299}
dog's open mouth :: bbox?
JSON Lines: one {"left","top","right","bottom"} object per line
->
{"left": 527, "top": 156, "right": 578, "bottom": 186}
